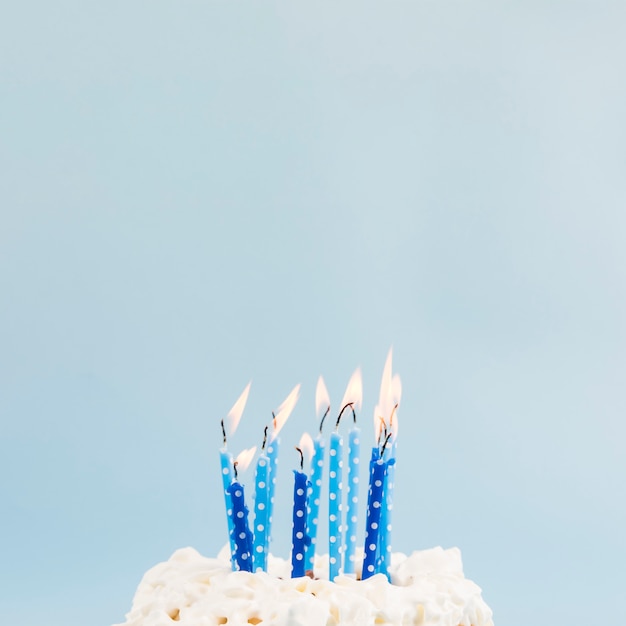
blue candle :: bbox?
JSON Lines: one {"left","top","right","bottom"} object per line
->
{"left": 219, "top": 448, "right": 237, "bottom": 570}
{"left": 305, "top": 432, "right": 325, "bottom": 573}
{"left": 219, "top": 433, "right": 237, "bottom": 571}
{"left": 219, "top": 385, "right": 251, "bottom": 571}
{"left": 253, "top": 439, "right": 270, "bottom": 572}
{"left": 305, "top": 402, "right": 330, "bottom": 572}
{"left": 362, "top": 457, "right": 386, "bottom": 580}
{"left": 265, "top": 432, "right": 279, "bottom": 553}
{"left": 377, "top": 438, "right": 397, "bottom": 578}
{"left": 328, "top": 431, "right": 343, "bottom": 580}
{"left": 264, "top": 383, "right": 301, "bottom": 556}
{"left": 291, "top": 455, "right": 310, "bottom": 578}
{"left": 227, "top": 479, "right": 253, "bottom": 572}
{"left": 344, "top": 423, "right": 360, "bottom": 575}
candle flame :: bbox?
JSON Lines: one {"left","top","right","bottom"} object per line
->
{"left": 225, "top": 382, "right": 251, "bottom": 438}
{"left": 298, "top": 432, "right": 314, "bottom": 466}
{"left": 340, "top": 367, "right": 363, "bottom": 412}
{"left": 390, "top": 373, "right": 402, "bottom": 438}
{"left": 272, "top": 383, "right": 301, "bottom": 440}
{"left": 374, "top": 348, "right": 401, "bottom": 441}
{"left": 315, "top": 376, "right": 331, "bottom": 418}
{"left": 235, "top": 446, "right": 257, "bottom": 474}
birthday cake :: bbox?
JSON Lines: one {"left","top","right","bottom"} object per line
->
{"left": 115, "top": 545, "right": 493, "bottom": 626}
{"left": 117, "top": 356, "right": 494, "bottom": 625}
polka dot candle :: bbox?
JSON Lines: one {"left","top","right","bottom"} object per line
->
{"left": 343, "top": 424, "right": 361, "bottom": 575}
{"left": 219, "top": 447, "right": 237, "bottom": 571}
{"left": 227, "top": 479, "right": 254, "bottom": 572}
{"left": 328, "top": 431, "right": 343, "bottom": 581}
{"left": 291, "top": 467, "right": 310, "bottom": 577}
{"left": 252, "top": 450, "right": 270, "bottom": 572}
{"left": 362, "top": 457, "right": 386, "bottom": 580}
{"left": 265, "top": 435, "right": 279, "bottom": 553}
{"left": 305, "top": 433, "right": 325, "bottom": 573}
{"left": 377, "top": 445, "right": 396, "bottom": 578}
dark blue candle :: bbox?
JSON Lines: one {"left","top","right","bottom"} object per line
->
{"left": 227, "top": 480, "right": 253, "bottom": 572}
{"left": 362, "top": 457, "right": 386, "bottom": 579}
{"left": 291, "top": 462, "right": 310, "bottom": 578}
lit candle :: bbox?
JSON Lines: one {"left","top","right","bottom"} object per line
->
{"left": 219, "top": 427, "right": 236, "bottom": 569}
{"left": 362, "top": 451, "right": 387, "bottom": 580}
{"left": 265, "top": 420, "right": 279, "bottom": 549}
{"left": 228, "top": 447, "right": 257, "bottom": 572}
{"left": 253, "top": 427, "right": 270, "bottom": 572}
{"left": 265, "top": 384, "right": 301, "bottom": 556}
{"left": 305, "top": 376, "right": 329, "bottom": 574}
{"left": 340, "top": 368, "right": 363, "bottom": 576}
{"left": 378, "top": 432, "right": 397, "bottom": 578}
{"left": 328, "top": 427, "right": 343, "bottom": 581}
{"left": 344, "top": 415, "right": 361, "bottom": 575}
{"left": 376, "top": 354, "right": 401, "bottom": 579}
{"left": 291, "top": 445, "right": 310, "bottom": 578}
{"left": 219, "top": 383, "right": 251, "bottom": 570}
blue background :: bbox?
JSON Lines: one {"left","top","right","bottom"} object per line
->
{"left": 1, "top": 2, "right": 625, "bottom": 625}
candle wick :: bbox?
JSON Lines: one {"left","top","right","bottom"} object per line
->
{"left": 272, "top": 411, "right": 277, "bottom": 431}
{"left": 335, "top": 402, "right": 354, "bottom": 429}
{"left": 389, "top": 403, "right": 399, "bottom": 429}
{"left": 378, "top": 417, "right": 387, "bottom": 447}
{"left": 380, "top": 431, "right": 392, "bottom": 456}
{"left": 295, "top": 446, "right": 304, "bottom": 471}
{"left": 233, "top": 460, "right": 239, "bottom": 481}
{"left": 319, "top": 405, "right": 330, "bottom": 434}
{"left": 221, "top": 419, "right": 227, "bottom": 446}
{"left": 261, "top": 425, "right": 268, "bottom": 451}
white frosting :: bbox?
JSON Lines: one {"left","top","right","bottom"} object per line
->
{"left": 116, "top": 546, "right": 494, "bottom": 626}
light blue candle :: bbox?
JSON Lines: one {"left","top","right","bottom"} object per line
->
{"left": 343, "top": 423, "right": 360, "bottom": 575}
{"left": 253, "top": 436, "right": 270, "bottom": 572}
{"left": 219, "top": 426, "right": 237, "bottom": 571}
{"left": 328, "top": 430, "right": 343, "bottom": 580}
{"left": 265, "top": 428, "right": 280, "bottom": 554}
{"left": 377, "top": 445, "right": 396, "bottom": 578}
{"left": 362, "top": 456, "right": 386, "bottom": 579}
{"left": 305, "top": 431, "right": 325, "bottom": 574}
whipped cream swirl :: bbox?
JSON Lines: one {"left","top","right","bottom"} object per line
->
{"left": 115, "top": 546, "right": 494, "bottom": 626}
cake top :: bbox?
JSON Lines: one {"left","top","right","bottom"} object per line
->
{"left": 115, "top": 545, "right": 494, "bottom": 626}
